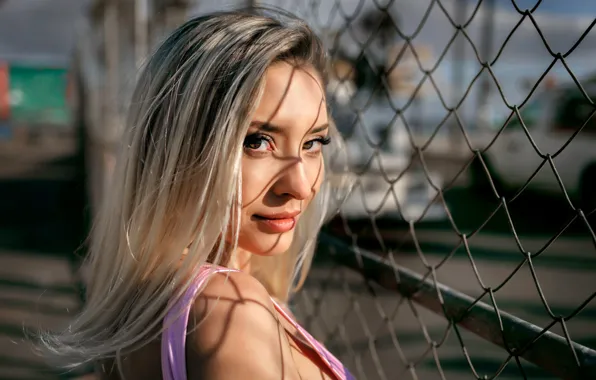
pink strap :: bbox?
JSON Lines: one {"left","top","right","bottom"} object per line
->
{"left": 162, "top": 266, "right": 352, "bottom": 380}
{"left": 161, "top": 266, "right": 239, "bottom": 380}
{"left": 271, "top": 298, "right": 349, "bottom": 380}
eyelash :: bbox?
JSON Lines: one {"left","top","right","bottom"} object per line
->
{"left": 243, "top": 134, "right": 331, "bottom": 154}
{"left": 305, "top": 136, "right": 332, "bottom": 149}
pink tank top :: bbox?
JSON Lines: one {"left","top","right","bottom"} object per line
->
{"left": 161, "top": 265, "right": 355, "bottom": 380}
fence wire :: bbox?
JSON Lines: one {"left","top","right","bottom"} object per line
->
{"left": 251, "top": 0, "right": 596, "bottom": 379}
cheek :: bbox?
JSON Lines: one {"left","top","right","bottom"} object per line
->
{"left": 241, "top": 159, "right": 273, "bottom": 206}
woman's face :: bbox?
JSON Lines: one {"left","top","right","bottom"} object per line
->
{"left": 237, "top": 61, "right": 329, "bottom": 257}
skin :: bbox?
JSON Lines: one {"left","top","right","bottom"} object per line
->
{"left": 99, "top": 62, "right": 336, "bottom": 379}
{"left": 235, "top": 61, "right": 329, "bottom": 269}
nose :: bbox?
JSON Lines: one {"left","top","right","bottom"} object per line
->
{"left": 271, "top": 158, "right": 313, "bottom": 201}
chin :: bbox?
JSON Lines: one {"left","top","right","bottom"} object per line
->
{"left": 240, "top": 230, "right": 295, "bottom": 256}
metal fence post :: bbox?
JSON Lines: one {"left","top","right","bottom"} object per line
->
{"left": 135, "top": 0, "right": 150, "bottom": 70}
{"left": 451, "top": 0, "right": 467, "bottom": 155}
{"left": 104, "top": 0, "right": 119, "bottom": 140}
{"left": 476, "top": 0, "right": 495, "bottom": 130}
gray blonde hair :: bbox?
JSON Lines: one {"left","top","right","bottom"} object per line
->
{"left": 40, "top": 8, "right": 347, "bottom": 369}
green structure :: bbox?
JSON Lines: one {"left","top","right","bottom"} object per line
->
{"left": 8, "top": 65, "right": 71, "bottom": 126}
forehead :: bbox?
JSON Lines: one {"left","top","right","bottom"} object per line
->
{"left": 253, "top": 62, "right": 328, "bottom": 127}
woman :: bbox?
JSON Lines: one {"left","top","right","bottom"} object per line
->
{"left": 41, "top": 8, "right": 353, "bottom": 380}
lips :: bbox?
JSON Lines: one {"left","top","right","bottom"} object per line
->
{"left": 252, "top": 211, "right": 300, "bottom": 233}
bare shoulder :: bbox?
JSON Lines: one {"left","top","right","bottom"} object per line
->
{"left": 186, "top": 270, "right": 299, "bottom": 380}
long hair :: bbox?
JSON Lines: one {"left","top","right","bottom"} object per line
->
{"left": 39, "top": 8, "right": 349, "bottom": 369}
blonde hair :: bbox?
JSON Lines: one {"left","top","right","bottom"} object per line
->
{"left": 39, "top": 8, "right": 348, "bottom": 369}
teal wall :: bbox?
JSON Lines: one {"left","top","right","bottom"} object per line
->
{"left": 8, "top": 65, "right": 71, "bottom": 126}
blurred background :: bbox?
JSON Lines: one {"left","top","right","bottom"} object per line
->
{"left": 0, "top": 0, "right": 595, "bottom": 379}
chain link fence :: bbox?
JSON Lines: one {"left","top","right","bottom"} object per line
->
{"left": 242, "top": 0, "right": 596, "bottom": 379}
{"left": 51, "top": 0, "right": 596, "bottom": 379}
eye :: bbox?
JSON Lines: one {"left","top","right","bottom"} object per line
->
{"left": 243, "top": 133, "right": 273, "bottom": 152}
{"left": 303, "top": 136, "right": 331, "bottom": 153}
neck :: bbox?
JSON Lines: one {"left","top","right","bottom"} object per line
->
{"left": 232, "top": 247, "right": 252, "bottom": 272}
{"left": 184, "top": 244, "right": 253, "bottom": 272}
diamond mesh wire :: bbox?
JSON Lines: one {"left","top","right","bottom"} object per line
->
{"left": 254, "top": 0, "right": 596, "bottom": 379}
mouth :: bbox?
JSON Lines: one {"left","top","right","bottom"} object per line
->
{"left": 252, "top": 211, "right": 300, "bottom": 233}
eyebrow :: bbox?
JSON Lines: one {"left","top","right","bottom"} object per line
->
{"left": 250, "top": 121, "right": 329, "bottom": 134}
